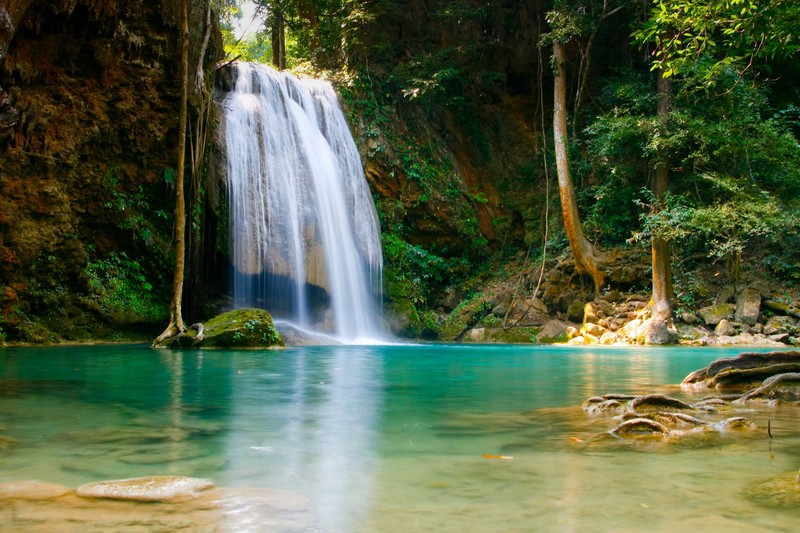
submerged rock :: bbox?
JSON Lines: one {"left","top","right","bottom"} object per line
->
{"left": 0, "top": 480, "right": 72, "bottom": 500}
{"left": 582, "top": 397, "right": 623, "bottom": 414}
{"left": 155, "top": 308, "right": 285, "bottom": 349}
{"left": 746, "top": 471, "right": 800, "bottom": 507}
{"left": 611, "top": 417, "right": 670, "bottom": 437}
{"left": 627, "top": 394, "right": 694, "bottom": 413}
{"left": 76, "top": 476, "right": 214, "bottom": 502}
{"left": 714, "top": 417, "right": 756, "bottom": 431}
{"left": 735, "top": 373, "right": 800, "bottom": 403}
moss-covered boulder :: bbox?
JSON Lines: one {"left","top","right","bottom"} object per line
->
{"left": 155, "top": 308, "right": 284, "bottom": 349}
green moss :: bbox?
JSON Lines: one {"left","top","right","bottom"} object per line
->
{"left": 439, "top": 297, "right": 491, "bottom": 341}
{"left": 169, "top": 308, "right": 284, "bottom": 349}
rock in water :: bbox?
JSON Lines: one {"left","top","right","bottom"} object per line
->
{"left": 627, "top": 394, "right": 694, "bottom": 413}
{"left": 735, "top": 373, "right": 800, "bottom": 403}
{"left": 611, "top": 418, "right": 670, "bottom": 437}
{"left": 0, "top": 480, "right": 72, "bottom": 500}
{"left": 155, "top": 308, "right": 285, "bottom": 349}
{"left": 682, "top": 351, "right": 800, "bottom": 389}
{"left": 746, "top": 472, "right": 800, "bottom": 507}
{"left": 76, "top": 476, "right": 214, "bottom": 502}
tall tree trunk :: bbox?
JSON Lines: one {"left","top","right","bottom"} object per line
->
{"left": 154, "top": 0, "right": 189, "bottom": 346}
{"left": 553, "top": 41, "right": 606, "bottom": 295}
{"left": 651, "top": 70, "right": 672, "bottom": 322}
{"left": 644, "top": 69, "right": 675, "bottom": 345}
{"left": 271, "top": 9, "right": 286, "bottom": 70}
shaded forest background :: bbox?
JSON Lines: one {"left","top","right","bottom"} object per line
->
{"left": 0, "top": 0, "right": 798, "bottom": 343}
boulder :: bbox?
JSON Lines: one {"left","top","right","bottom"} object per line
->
{"left": 76, "top": 476, "right": 214, "bottom": 502}
{"left": 735, "top": 288, "right": 761, "bottom": 325}
{"left": 619, "top": 318, "right": 642, "bottom": 341}
{"left": 714, "top": 319, "right": 736, "bottom": 337}
{"left": 156, "top": 308, "right": 284, "bottom": 349}
{"left": 680, "top": 312, "right": 699, "bottom": 324}
{"left": 698, "top": 303, "right": 735, "bottom": 327}
{"left": 677, "top": 324, "right": 709, "bottom": 342}
{"left": 762, "top": 299, "right": 800, "bottom": 319}
{"left": 567, "top": 299, "right": 585, "bottom": 323}
{"left": 537, "top": 319, "right": 573, "bottom": 343}
{"left": 583, "top": 302, "right": 599, "bottom": 324}
{"left": 580, "top": 322, "right": 606, "bottom": 337}
{"left": 641, "top": 318, "right": 678, "bottom": 345}
{"left": 716, "top": 287, "right": 736, "bottom": 304}
{"left": 465, "top": 328, "right": 486, "bottom": 342}
{"left": 598, "top": 330, "right": 618, "bottom": 345}
{"left": 763, "top": 315, "right": 796, "bottom": 335}
{"left": 735, "top": 373, "right": 800, "bottom": 403}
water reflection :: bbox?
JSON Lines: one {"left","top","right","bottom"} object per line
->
{"left": 224, "top": 347, "right": 383, "bottom": 531}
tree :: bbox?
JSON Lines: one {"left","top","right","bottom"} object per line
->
{"left": 154, "top": 0, "right": 189, "bottom": 346}
{"left": 552, "top": 40, "right": 606, "bottom": 295}
{"left": 545, "top": 2, "right": 629, "bottom": 295}
{"left": 645, "top": 69, "right": 674, "bottom": 343}
{"left": 631, "top": 0, "right": 800, "bottom": 342}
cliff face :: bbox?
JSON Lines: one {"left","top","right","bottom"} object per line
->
{"left": 0, "top": 0, "right": 222, "bottom": 342}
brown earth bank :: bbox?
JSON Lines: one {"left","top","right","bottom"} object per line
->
{"left": 0, "top": 0, "right": 224, "bottom": 344}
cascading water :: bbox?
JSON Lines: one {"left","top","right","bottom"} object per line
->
{"left": 223, "top": 62, "right": 384, "bottom": 343}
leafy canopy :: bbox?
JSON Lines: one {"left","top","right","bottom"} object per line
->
{"left": 633, "top": 0, "right": 800, "bottom": 79}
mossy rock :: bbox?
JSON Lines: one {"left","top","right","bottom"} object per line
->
{"left": 156, "top": 308, "right": 284, "bottom": 349}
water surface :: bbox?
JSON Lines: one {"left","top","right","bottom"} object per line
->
{"left": 1, "top": 344, "right": 798, "bottom": 531}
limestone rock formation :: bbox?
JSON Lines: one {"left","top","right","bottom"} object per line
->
{"left": 682, "top": 350, "right": 800, "bottom": 389}
{"left": 155, "top": 308, "right": 285, "bottom": 349}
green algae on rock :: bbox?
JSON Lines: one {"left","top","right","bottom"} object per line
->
{"left": 154, "top": 308, "right": 284, "bottom": 349}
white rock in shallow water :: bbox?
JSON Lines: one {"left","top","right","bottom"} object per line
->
{"left": 76, "top": 476, "right": 214, "bottom": 502}
{"left": 0, "top": 480, "right": 72, "bottom": 500}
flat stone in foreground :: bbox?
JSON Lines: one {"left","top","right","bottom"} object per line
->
{"left": 76, "top": 476, "right": 214, "bottom": 502}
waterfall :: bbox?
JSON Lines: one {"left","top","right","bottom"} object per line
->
{"left": 222, "top": 62, "right": 384, "bottom": 343}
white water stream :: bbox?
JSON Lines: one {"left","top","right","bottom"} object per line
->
{"left": 223, "top": 63, "right": 384, "bottom": 343}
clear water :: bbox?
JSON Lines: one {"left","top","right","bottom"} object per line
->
{"left": 224, "top": 63, "right": 384, "bottom": 342}
{"left": 1, "top": 344, "right": 799, "bottom": 531}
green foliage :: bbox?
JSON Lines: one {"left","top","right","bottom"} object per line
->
{"left": 85, "top": 251, "right": 168, "bottom": 324}
{"left": 633, "top": 0, "right": 800, "bottom": 80}
{"left": 102, "top": 165, "right": 172, "bottom": 263}
{"left": 583, "top": 67, "right": 800, "bottom": 272}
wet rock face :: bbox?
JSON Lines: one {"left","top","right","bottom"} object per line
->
{"left": 0, "top": 1, "right": 223, "bottom": 341}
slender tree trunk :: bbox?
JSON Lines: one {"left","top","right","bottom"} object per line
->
{"left": 154, "top": 0, "right": 189, "bottom": 346}
{"left": 194, "top": 0, "right": 212, "bottom": 93}
{"left": 553, "top": 41, "right": 606, "bottom": 295}
{"left": 651, "top": 70, "right": 672, "bottom": 322}
{"left": 272, "top": 10, "right": 286, "bottom": 70}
